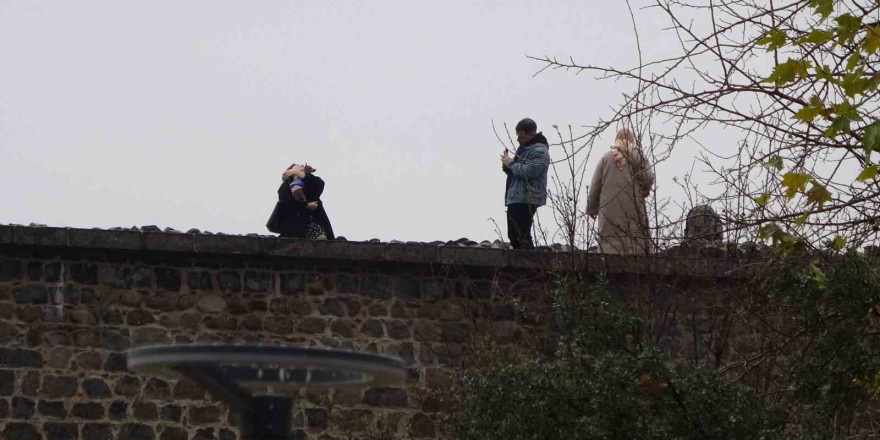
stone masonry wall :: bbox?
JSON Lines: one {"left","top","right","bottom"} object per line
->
{"left": 0, "top": 225, "right": 746, "bottom": 440}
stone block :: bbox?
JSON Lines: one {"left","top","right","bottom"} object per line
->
{"left": 0, "top": 370, "right": 14, "bottom": 395}
{"left": 335, "top": 273, "right": 359, "bottom": 294}
{"left": 217, "top": 271, "right": 241, "bottom": 293}
{"left": 155, "top": 268, "right": 182, "bottom": 291}
{"left": 244, "top": 271, "right": 272, "bottom": 293}
{"left": 82, "top": 424, "right": 112, "bottom": 440}
{"left": 109, "top": 401, "right": 128, "bottom": 420}
{"left": 362, "top": 276, "right": 392, "bottom": 299}
{"left": 38, "top": 401, "right": 67, "bottom": 419}
{"left": 195, "top": 234, "right": 261, "bottom": 255}
{"left": 22, "top": 372, "right": 40, "bottom": 396}
{"left": 173, "top": 380, "right": 204, "bottom": 400}
{"left": 143, "top": 379, "right": 171, "bottom": 400}
{"left": 99, "top": 267, "right": 133, "bottom": 289}
{"left": 160, "top": 405, "right": 182, "bottom": 422}
{"left": 330, "top": 320, "right": 354, "bottom": 338}
{"left": 14, "top": 227, "right": 68, "bottom": 247}
{"left": 127, "top": 310, "right": 156, "bottom": 326}
{"left": 131, "top": 328, "right": 169, "bottom": 346}
{"left": 240, "top": 316, "right": 263, "bottom": 332}
{"left": 296, "top": 317, "right": 326, "bottom": 334}
{"left": 333, "top": 409, "right": 373, "bottom": 433}
{"left": 15, "top": 286, "right": 47, "bottom": 304}
{"left": 395, "top": 277, "right": 421, "bottom": 298}
{"left": 114, "top": 376, "right": 141, "bottom": 397}
{"left": 72, "top": 402, "right": 105, "bottom": 420}
{"left": 264, "top": 317, "right": 294, "bottom": 334}
{"left": 368, "top": 303, "right": 388, "bottom": 317}
{"left": 386, "top": 321, "right": 413, "bottom": 345}
{"left": 361, "top": 320, "right": 385, "bottom": 338}
{"left": 75, "top": 352, "right": 103, "bottom": 370}
{"left": 306, "top": 408, "right": 327, "bottom": 430}
{"left": 41, "top": 375, "right": 77, "bottom": 398}
{"left": 189, "top": 405, "right": 221, "bottom": 424}
{"left": 159, "top": 427, "right": 187, "bottom": 440}
{"left": 26, "top": 262, "right": 43, "bottom": 281}
{"left": 196, "top": 294, "right": 227, "bottom": 313}
{"left": 413, "top": 321, "right": 441, "bottom": 342}
{"left": 3, "top": 423, "right": 42, "bottom": 440}
{"left": 104, "top": 352, "right": 127, "bottom": 372}
{"left": 133, "top": 401, "right": 158, "bottom": 421}
{"left": 12, "top": 396, "right": 35, "bottom": 419}
{"left": 0, "top": 258, "right": 22, "bottom": 281}
{"left": 204, "top": 315, "right": 236, "bottom": 331}
{"left": 143, "top": 232, "right": 194, "bottom": 252}
{"left": 68, "top": 228, "right": 140, "bottom": 249}
{"left": 319, "top": 298, "right": 345, "bottom": 317}
{"left": 0, "top": 224, "right": 12, "bottom": 244}
{"left": 187, "top": 271, "right": 213, "bottom": 291}
{"left": 363, "top": 387, "right": 407, "bottom": 407}
{"left": 409, "top": 413, "right": 435, "bottom": 439}
{"left": 0, "top": 322, "right": 17, "bottom": 344}
{"left": 44, "top": 423, "right": 77, "bottom": 440}
{"left": 119, "top": 423, "right": 155, "bottom": 440}
{"left": 70, "top": 263, "right": 99, "bottom": 285}
{"left": 82, "top": 378, "right": 111, "bottom": 398}
{"left": 104, "top": 329, "right": 131, "bottom": 350}
{"left": 280, "top": 273, "right": 306, "bottom": 295}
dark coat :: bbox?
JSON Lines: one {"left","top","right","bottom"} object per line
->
{"left": 266, "top": 173, "right": 335, "bottom": 239}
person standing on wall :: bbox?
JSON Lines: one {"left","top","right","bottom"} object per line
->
{"left": 501, "top": 118, "right": 550, "bottom": 250}
{"left": 587, "top": 128, "right": 654, "bottom": 254}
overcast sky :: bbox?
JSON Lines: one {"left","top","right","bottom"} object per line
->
{"left": 0, "top": 1, "right": 705, "bottom": 243}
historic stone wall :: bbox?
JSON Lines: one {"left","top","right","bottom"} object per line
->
{"left": 0, "top": 225, "right": 745, "bottom": 440}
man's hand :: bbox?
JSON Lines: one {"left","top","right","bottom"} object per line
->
{"left": 282, "top": 164, "right": 306, "bottom": 181}
{"left": 306, "top": 202, "right": 319, "bottom": 211}
{"left": 501, "top": 151, "right": 514, "bottom": 167}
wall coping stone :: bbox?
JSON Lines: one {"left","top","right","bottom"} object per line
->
{"left": 0, "top": 224, "right": 757, "bottom": 277}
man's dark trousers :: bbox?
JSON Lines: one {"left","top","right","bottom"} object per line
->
{"left": 507, "top": 203, "right": 537, "bottom": 250}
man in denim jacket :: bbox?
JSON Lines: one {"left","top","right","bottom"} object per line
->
{"left": 501, "top": 118, "right": 550, "bottom": 250}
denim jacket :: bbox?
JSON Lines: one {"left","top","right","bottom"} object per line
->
{"left": 504, "top": 133, "right": 550, "bottom": 206}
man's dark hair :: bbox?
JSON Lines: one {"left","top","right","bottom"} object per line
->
{"left": 515, "top": 118, "right": 537, "bottom": 134}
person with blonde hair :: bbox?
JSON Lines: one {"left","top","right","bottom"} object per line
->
{"left": 587, "top": 128, "right": 655, "bottom": 254}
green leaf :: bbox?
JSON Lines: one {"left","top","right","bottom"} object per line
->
{"left": 795, "top": 212, "right": 811, "bottom": 226}
{"left": 796, "top": 29, "right": 834, "bottom": 46}
{"left": 841, "top": 68, "right": 870, "bottom": 97}
{"left": 758, "top": 223, "right": 782, "bottom": 240}
{"left": 793, "top": 96, "right": 825, "bottom": 123}
{"left": 835, "top": 14, "right": 862, "bottom": 44}
{"left": 815, "top": 64, "right": 836, "bottom": 83}
{"left": 755, "top": 193, "right": 771, "bottom": 206}
{"left": 811, "top": 263, "right": 827, "bottom": 289}
{"left": 781, "top": 172, "right": 811, "bottom": 199}
{"left": 856, "top": 164, "right": 878, "bottom": 182}
{"left": 864, "top": 121, "right": 880, "bottom": 155}
{"left": 809, "top": 0, "right": 834, "bottom": 18}
{"left": 765, "top": 155, "right": 784, "bottom": 171}
{"left": 846, "top": 53, "right": 861, "bottom": 70}
{"left": 864, "top": 27, "right": 880, "bottom": 54}
{"left": 758, "top": 28, "right": 787, "bottom": 50}
{"left": 830, "top": 236, "right": 847, "bottom": 250}
{"left": 806, "top": 182, "right": 833, "bottom": 207}
{"left": 765, "top": 59, "right": 812, "bottom": 86}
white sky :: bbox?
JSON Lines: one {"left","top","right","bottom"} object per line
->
{"left": 0, "top": 0, "right": 709, "bottom": 243}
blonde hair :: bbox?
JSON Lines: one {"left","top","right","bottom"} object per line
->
{"left": 612, "top": 128, "right": 638, "bottom": 170}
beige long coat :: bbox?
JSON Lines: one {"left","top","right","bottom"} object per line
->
{"left": 587, "top": 149, "right": 655, "bottom": 254}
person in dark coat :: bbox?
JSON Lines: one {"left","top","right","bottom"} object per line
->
{"left": 266, "top": 164, "right": 335, "bottom": 240}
